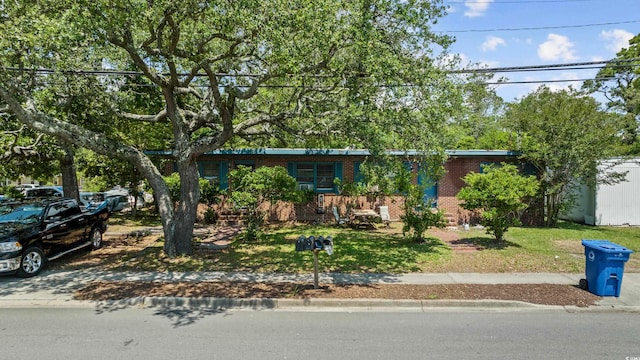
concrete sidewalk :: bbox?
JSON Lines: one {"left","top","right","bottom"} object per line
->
{"left": 1, "top": 269, "right": 639, "bottom": 312}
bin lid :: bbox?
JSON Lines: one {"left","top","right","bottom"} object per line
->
{"left": 581, "top": 239, "right": 634, "bottom": 254}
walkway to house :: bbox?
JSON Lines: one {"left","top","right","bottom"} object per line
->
{"left": 428, "top": 228, "right": 481, "bottom": 252}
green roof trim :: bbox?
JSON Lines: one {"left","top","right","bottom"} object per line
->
{"left": 144, "top": 148, "right": 520, "bottom": 157}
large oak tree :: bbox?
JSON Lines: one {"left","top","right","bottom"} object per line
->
{"left": 0, "top": 0, "right": 458, "bottom": 256}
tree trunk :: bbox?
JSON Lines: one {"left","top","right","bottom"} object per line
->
{"left": 162, "top": 157, "right": 200, "bottom": 257}
{"left": 59, "top": 143, "right": 79, "bottom": 202}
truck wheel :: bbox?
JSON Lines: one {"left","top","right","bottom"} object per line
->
{"left": 17, "top": 246, "right": 45, "bottom": 278}
{"left": 90, "top": 226, "right": 103, "bottom": 250}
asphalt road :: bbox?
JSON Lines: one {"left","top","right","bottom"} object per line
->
{"left": 2, "top": 307, "right": 639, "bottom": 359}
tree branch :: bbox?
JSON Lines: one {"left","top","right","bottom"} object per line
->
{"left": 119, "top": 110, "right": 168, "bottom": 122}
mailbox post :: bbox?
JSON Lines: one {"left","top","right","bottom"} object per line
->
{"left": 295, "top": 235, "right": 333, "bottom": 289}
{"left": 313, "top": 248, "right": 320, "bottom": 289}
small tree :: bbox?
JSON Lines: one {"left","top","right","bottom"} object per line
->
{"left": 457, "top": 164, "right": 539, "bottom": 241}
{"left": 401, "top": 183, "right": 447, "bottom": 242}
{"left": 228, "top": 166, "right": 307, "bottom": 241}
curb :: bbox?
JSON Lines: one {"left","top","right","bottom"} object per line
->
{"left": 4, "top": 297, "right": 637, "bottom": 313}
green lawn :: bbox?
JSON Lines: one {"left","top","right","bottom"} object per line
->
{"left": 102, "top": 214, "right": 640, "bottom": 274}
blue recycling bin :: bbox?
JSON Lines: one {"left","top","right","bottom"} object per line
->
{"left": 581, "top": 240, "right": 634, "bottom": 297}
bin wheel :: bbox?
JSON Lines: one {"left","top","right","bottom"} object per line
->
{"left": 579, "top": 278, "right": 588, "bottom": 290}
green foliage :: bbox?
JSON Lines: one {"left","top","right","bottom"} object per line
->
{"left": 203, "top": 208, "right": 217, "bottom": 225}
{"left": 0, "top": 186, "right": 23, "bottom": 199}
{"left": 200, "top": 179, "right": 223, "bottom": 207}
{"left": 505, "top": 86, "right": 624, "bottom": 227}
{"left": 162, "top": 173, "right": 181, "bottom": 203}
{"left": 229, "top": 166, "right": 302, "bottom": 241}
{"left": 401, "top": 184, "right": 447, "bottom": 242}
{"left": 334, "top": 178, "right": 368, "bottom": 197}
{"left": 584, "top": 34, "right": 640, "bottom": 156}
{"left": 446, "top": 72, "right": 510, "bottom": 150}
{"left": 457, "top": 164, "right": 539, "bottom": 241}
{"left": 160, "top": 172, "right": 222, "bottom": 206}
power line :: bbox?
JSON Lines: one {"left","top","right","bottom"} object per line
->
{"left": 5, "top": 58, "right": 638, "bottom": 78}
{"left": 486, "top": 77, "right": 614, "bottom": 85}
{"left": 455, "top": 59, "right": 640, "bottom": 74}
{"left": 437, "top": 19, "right": 640, "bottom": 33}
{"left": 5, "top": 59, "right": 638, "bottom": 89}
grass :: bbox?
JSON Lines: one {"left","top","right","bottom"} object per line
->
{"left": 101, "top": 211, "right": 640, "bottom": 274}
{"left": 101, "top": 222, "right": 450, "bottom": 273}
{"left": 420, "top": 222, "right": 640, "bottom": 273}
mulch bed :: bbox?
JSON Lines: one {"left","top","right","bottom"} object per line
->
{"left": 73, "top": 281, "right": 601, "bottom": 307}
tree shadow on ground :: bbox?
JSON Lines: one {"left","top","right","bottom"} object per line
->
{"left": 449, "top": 237, "right": 522, "bottom": 250}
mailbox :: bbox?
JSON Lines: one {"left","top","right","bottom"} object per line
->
{"left": 304, "top": 236, "right": 314, "bottom": 251}
{"left": 294, "top": 234, "right": 335, "bottom": 289}
{"left": 295, "top": 235, "right": 334, "bottom": 255}
{"left": 323, "top": 236, "right": 333, "bottom": 255}
{"left": 295, "top": 235, "right": 306, "bottom": 252}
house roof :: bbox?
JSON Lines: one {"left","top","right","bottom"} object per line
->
{"left": 145, "top": 148, "right": 520, "bottom": 157}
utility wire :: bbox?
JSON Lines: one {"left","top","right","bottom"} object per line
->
{"left": 455, "top": 59, "right": 640, "bottom": 73}
{"left": 4, "top": 59, "right": 638, "bottom": 88}
{"left": 4, "top": 58, "right": 639, "bottom": 78}
{"left": 437, "top": 19, "right": 640, "bottom": 33}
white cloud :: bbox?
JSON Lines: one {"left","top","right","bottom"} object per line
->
{"left": 482, "top": 36, "right": 506, "bottom": 52}
{"left": 538, "top": 34, "right": 578, "bottom": 62}
{"left": 464, "top": 0, "right": 493, "bottom": 18}
{"left": 600, "top": 29, "right": 634, "bottom": 53}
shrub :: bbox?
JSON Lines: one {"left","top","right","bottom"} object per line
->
{"left": 457, "top": 163, "right": 539, "bottom": 241}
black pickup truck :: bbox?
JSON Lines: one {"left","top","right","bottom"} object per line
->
{"left": 0, "top": 197, "right": 109, "bottom": 277}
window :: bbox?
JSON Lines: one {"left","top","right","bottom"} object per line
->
{"left": 197, "top": 161, "right": 229, "bottom": 189}
{"left": 295, "top": 164, "right": 315, "bottom": 184}
{"left": 316, "top": 164, "right": 335, "bottom": 189}
{"left": 201, "top": 162, "right": 220, "bottom": 180}
{"left": 288, "top": 162, "right": 343, "bottom": 193}
{"left": 45, "top": 200, "right": 79, "bottom": 220}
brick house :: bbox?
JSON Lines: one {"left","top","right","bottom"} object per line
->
{"left": 153, "top": 148, "right": 529, "bottom": 227}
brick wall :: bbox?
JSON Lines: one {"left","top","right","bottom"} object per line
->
{"left": 172, "top": 152, "right": 538, "bottom": 226}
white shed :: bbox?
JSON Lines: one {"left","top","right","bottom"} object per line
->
{"left": 563, "top": 159, "right": 640, "bottom": 226}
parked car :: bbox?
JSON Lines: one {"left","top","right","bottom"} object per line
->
{"left": 0, "top": 197, "right": 109, "bottom": 277}
{"left": 105, "top": 194, "right": 130, "bottom": 213}
{"left": 23, "top": 186, "right": 63, "bottom": 199}
{"left": 79, "top": 192, "right": 105, "bottom": 209}
{"left": 15, "top": 184, "right": 37, "bottom": 193}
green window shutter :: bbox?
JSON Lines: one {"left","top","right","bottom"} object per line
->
{"left": 219, "top": 162, "right": 229, "bottom": 190}
{"left": 334, "top": 162, "right": 343, "bottom": 193}
{"left": 287, "top": 162, "right": 296, "bottom": 177}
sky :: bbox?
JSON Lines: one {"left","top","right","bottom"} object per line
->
{"left": 431, "top": 0, "right": 640, "bottom": 103}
